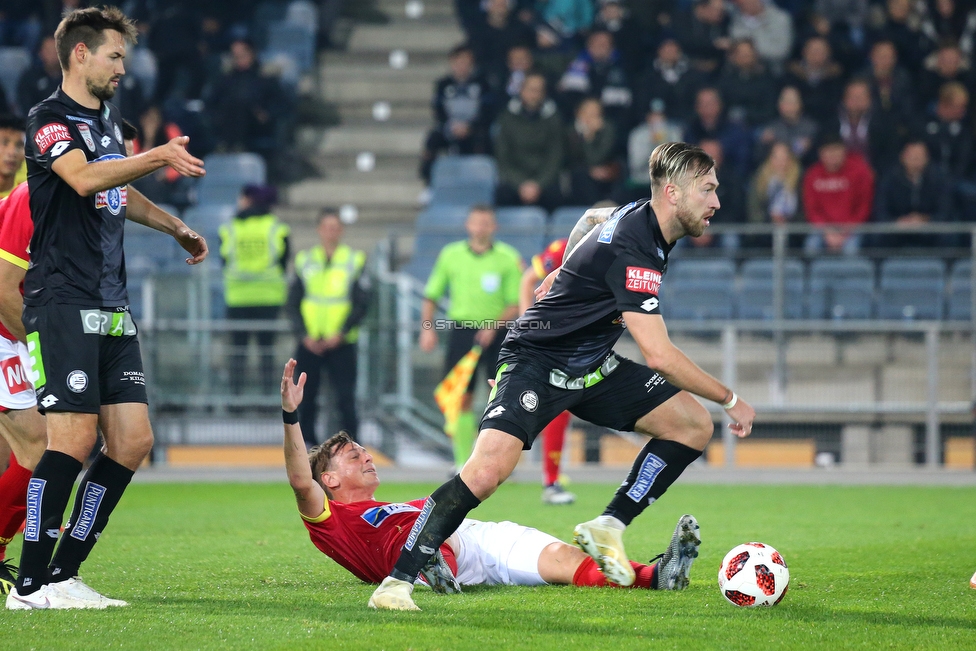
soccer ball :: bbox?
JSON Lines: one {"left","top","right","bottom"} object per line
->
{"left": 718, "top": 542, "right": 790, "bottom": 607}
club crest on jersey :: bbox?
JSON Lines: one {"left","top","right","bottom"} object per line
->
{"left": 114, "top": 123, "right": 123, "bottom": 143}
{"left": 34, "top": 122, "right": 72, "bottom": 154}
{"left": 76, "top": 124, "right": 96, "bottom": 152}
{"left": 625, "top": 267, "right": 662, "bottom": 294}
{"left": 95, "top": 186, "right": 127, "bottom": 215}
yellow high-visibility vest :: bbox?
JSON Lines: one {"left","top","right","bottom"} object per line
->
{"left": 296, "top": 243, "right": 366, "bottom": 342}
{"left": 219, "top": 214, "right": 290, "bottom": 307}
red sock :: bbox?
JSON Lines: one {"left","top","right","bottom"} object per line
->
{"left": 0, "top": 454, "right": 31, "bottom": 561}
{"left": 542, "top": 411, "right": 571, "bottom": 486}
{"left": 572, "top": 557, "right": 656, "bottom": 589}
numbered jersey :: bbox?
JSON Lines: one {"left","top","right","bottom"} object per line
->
{"left": 504, "top": 199, "right": 672, "bottom": 376}
{"left": 24, "top": 88, "right": 129, "bottom": 307}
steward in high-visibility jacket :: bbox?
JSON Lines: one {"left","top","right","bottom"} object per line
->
{"left": 286, "top": 212, "right": 371, "bottom": 444}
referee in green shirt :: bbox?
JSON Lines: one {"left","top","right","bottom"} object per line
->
{"left": 420, "top": 205, "right": 523, "bottom": 469}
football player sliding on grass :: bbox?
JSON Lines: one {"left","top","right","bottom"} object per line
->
{"left": 281, "top": 359, "right": 695, "bottom": 607}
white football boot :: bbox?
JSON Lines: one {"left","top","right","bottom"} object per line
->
{"left": 6, "top": 583, "right": 93, "bottom": 610}
{"left": 573, "top": 516, "right": 636, "bottom": 586}
{"left": 368, "top": 576, "right": 420, "bottom": 611}
{"left": 47, "top": 577, "right": 128, "bottom": 607}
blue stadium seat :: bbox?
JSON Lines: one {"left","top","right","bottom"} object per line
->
{"left": 660, "top": 259, "right": 736, "bottom": 321}
{"left": 209, "top": 279, "right": 227, "bottom": 319}
{"left": 265, "top": 22, "right": 316, "bottom": 72}
{"left": 182, "top": 204, "right": 237, "bottom": 254}
{"left": 808, "top": 258, "right": 875, "bottom": 319}
{"left": 196, "top": 154, "right": 267, "bottom": 206}
{"left": 124, "top": 220, "right": 177, "bottom": 275}
{"left": 738, "top": 259, "right": 805, "bottom": 320}
{"left": 496, "top": 233, "right": 545, "bottom": 264}
{"left": 0, "top": 48, "right": 30, "bottom": 107}
{"left": 495, "top": 206, "right": 547, "bottom": 233}
{"left": 428, "top": 156, "right": 497, "bottom": 207}
{"left": 876, "top": 258, "right": 945, "bottom": 320}
{"left": 548, "top": 206, "right": 590, "bottom": 240}
{"left": 404, "top": 233, "right": 464, "bottom": 282}
{"left": 415, "top": 206, "right": 469, "bottom": 233}
{"left": 948, "top": 260, "right": 972, "bottom": 321}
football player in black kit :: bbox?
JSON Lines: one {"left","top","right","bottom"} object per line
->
{"left": 7, "top": 7, "right": 207, "bottom": 610}
{"left": 370, "top": 142, "right": 756, "bottom": 610}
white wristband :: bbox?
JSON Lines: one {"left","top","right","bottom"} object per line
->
{"left": 722, "top": 392, "right": 738, "bottom": 410}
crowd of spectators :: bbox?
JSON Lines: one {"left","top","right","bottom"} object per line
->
{"left": 426, "top": 0, "right": 976, "bottom": 251}
{"left": 0, "top": 1, "right": 363, "bottom": 198}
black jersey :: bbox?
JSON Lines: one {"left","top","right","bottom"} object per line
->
{"left": 24, "top": 87, "right": 129, "bottom": 307}
{"left": 504, "top": 200, "right": 672, "bottom": 376}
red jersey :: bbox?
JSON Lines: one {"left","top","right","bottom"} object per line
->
{"left": 302, "top": 496, "right": 457, "bottom": 584}
{"left": 531, "top": 238, "right": 568, "bottom": 279}
{"left": 0, "top": 182, "right": 31, "bottom": 342}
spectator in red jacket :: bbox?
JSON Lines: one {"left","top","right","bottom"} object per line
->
{"left": 802, "top": 132, "right": 875, "bottom": 254}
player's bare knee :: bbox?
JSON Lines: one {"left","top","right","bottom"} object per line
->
{"left": 686, "top": 409, "right": 715, "bottom": 450}
{"left": 460, "top": 462, "right": 504, "bottom": 500}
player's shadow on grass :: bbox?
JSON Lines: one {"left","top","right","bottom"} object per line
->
{"left": 786, "top": 604, "right": 975, "bottom": 631}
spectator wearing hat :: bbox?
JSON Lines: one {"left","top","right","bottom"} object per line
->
{"left": 219, "top": 184, "right": 291, "bottom": 395}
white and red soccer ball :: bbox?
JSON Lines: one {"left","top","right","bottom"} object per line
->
{"left": 718, "top": 542, "right": 790, "bottom": 607}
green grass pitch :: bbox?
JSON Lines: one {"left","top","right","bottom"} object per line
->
{"left": 4, "top": 480, "right": 975, "bottom": 650}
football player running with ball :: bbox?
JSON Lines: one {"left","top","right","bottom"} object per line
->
{"left": 369, "top": 142, "right": 755, "bottom": 610}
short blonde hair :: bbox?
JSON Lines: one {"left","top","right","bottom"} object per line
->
{"left": 648, "top": 142, "right": 715, "bottom": 192}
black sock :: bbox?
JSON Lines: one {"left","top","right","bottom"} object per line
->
{"left": 603, "top": 439, "right": 702, "bottom": 526}
{"left": 49, "top": 453, "right": 134, "bottom": 582}
{"left": 389, "top": 474, "right": 480, "bottom": 583}
{"left": 15, "top": 451, "right": 82, "bottom": 595}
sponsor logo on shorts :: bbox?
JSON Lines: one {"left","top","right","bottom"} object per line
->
{"left": 34, "top": 123, "right": 72, "bottom": 154}
{"left": 69, "top": 482, "right": 107, "bottom": 541}
{"left": 625, "top": 453, "right": 667, "bottom": 502}
{"left": 361, "top": 502, "right": 422, "bottom": 528}
{"left": 121, "top": 371, "right": 146, "bottom": 385}
{"left": 95, "top": 186, "right": 127, "bottom": 215}
{"left": 519, "top": 390, "right": 539, "bottom": 412}
{"left": 1, "top": 356, "right": 31, "bottom": 394}
{"left": 485, "top": 405, "right": 506, "bottom": 419}
{"left": 66, "top": 370, "right": 88, "bottom": 393}
{"left": 404, "top": 497, "right": 435, "bottom": 552}
{"left": 100, "top": 135, "right": 112, "bottom": 148}
{"left": 644, "top": 373, "right": 666, "bottom": 391}
{"left": 625, "top": 267, "right": 662, "bottom": 294}
{"left": 39, "top": 394, "right": 58, "bottom": 409}
{"left": 76, "top": 123, "right": 96, "bottom": 152}
{"left": 80, "top": 309, "right": 137, "bottom": 336}
{"left": 25, "top": 478, "right": 45, "bottom": 542}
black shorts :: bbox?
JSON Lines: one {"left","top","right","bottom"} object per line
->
{"left": 24, "top": 303, "right": 148, "bottom": 414}
{"left": 480, "top": 348, "right": 681, "bottom": 449}
{"left": 444, "top": 325, "right": 505, "bottom": 395}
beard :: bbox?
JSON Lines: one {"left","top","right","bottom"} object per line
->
{"left": 675, "top": 196, "right": 708, "bottom": 238}
{"left": 87, "top": 77, "right": 117, "bottom": 102}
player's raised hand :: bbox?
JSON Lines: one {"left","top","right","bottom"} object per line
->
{"left": 534, "top": 269, "right": 559, "bottom": 302}
{"left": 159, "top": 136, "right": 205, "bottom": 178}
{"left": 175, "top": 225, "right": 208, "bottom": 264}
{"left": 726, "top": 395, "right": 755, "bottom": 438}
{"left": 282, "top": 358, "right": 307, "bottom": 413}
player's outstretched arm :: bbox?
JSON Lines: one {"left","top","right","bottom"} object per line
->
{"left": 282, "top": 358, "right": 327, "bottom": 516}
{"left": 50, "top": 136, "right": 204, "bottom": 197}
{"left": 623, "top": 311, "right": 755, "bottom": 437}
{"left": 127, "top": 187, "right": 208, "bottom": 265}
{"left": 0, "top": 258, "right": 26, "bottom": 342}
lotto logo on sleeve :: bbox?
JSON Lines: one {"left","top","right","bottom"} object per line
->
{"left": 33, "top": 123, "right": 72, "bottom": 154}
{"left": 625, "top": 267, "right": 662, "bottom": 294}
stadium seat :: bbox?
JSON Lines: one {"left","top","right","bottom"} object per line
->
{"left": 496, "top": 233, "right": 546, "bottom": 263}
{"left": 428, "top": 156, "right": 497, "bottom": 207}
{"left": 404, "top": 233, "right": 463, "bottom": 282}
{"left": 126, "top": 47, "right": 158, "bottom": 100}
{"left": 209, "top": 279, "right": 227, "bottom": 319}
{"left": 548, "top": 206, "right": 590, "bottom": 240}
{"left": 737, "top": 259, "right": 805, "bottom": 320}
{"left": 660, "top": 259, "right": 736, "bottom": 321}
{"left": 182, "top": 204, "right": 237, "bottom": 253}
{"left": 495, "top": 206, "right": 547, "bottom": 233}
{"left": 125, "top": 220, "right": 177, "bottom": 275}
{"left": 195, "top": 154, "right": 267, "bottom": 206}
{"left": 265, "top": 22, "right": 316, "bottom": 72}
{"left": 0, "top": 47, "right": 30, "bottom": 106}
{"left": 948, "top": 260, "right": 972, "bottom": 321}
{"left": 876, "top": 258, "right": 945, "bottom": 320}
{"left": 415, "top": 206, "right": 469, "bottom": 233}
{"left": 807, "top": 258, "right": 876, "bottom": 319}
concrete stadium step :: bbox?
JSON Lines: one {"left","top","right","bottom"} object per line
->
{"left": 310, "top": 125, "right": 426, "bottom": 155}
{"left": 322, "top": 76, "right": 435, "bottom": 102}
{"left": 349, "top": 23, "right": 464, "bottom": 53}
{"left": 288, "top": 178, "right": 424, "bottom": 208}
{"left": 378, "top": 0, "right": 457, "bottom": 19}
{"left": 334, "top": 99, "right": 431, "bottom": 123}
{"left": 313, "top": 152, "right": 425, "bottom": 182}
{"left": 323, "top": 53, "right": 448, "bottom": 82}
